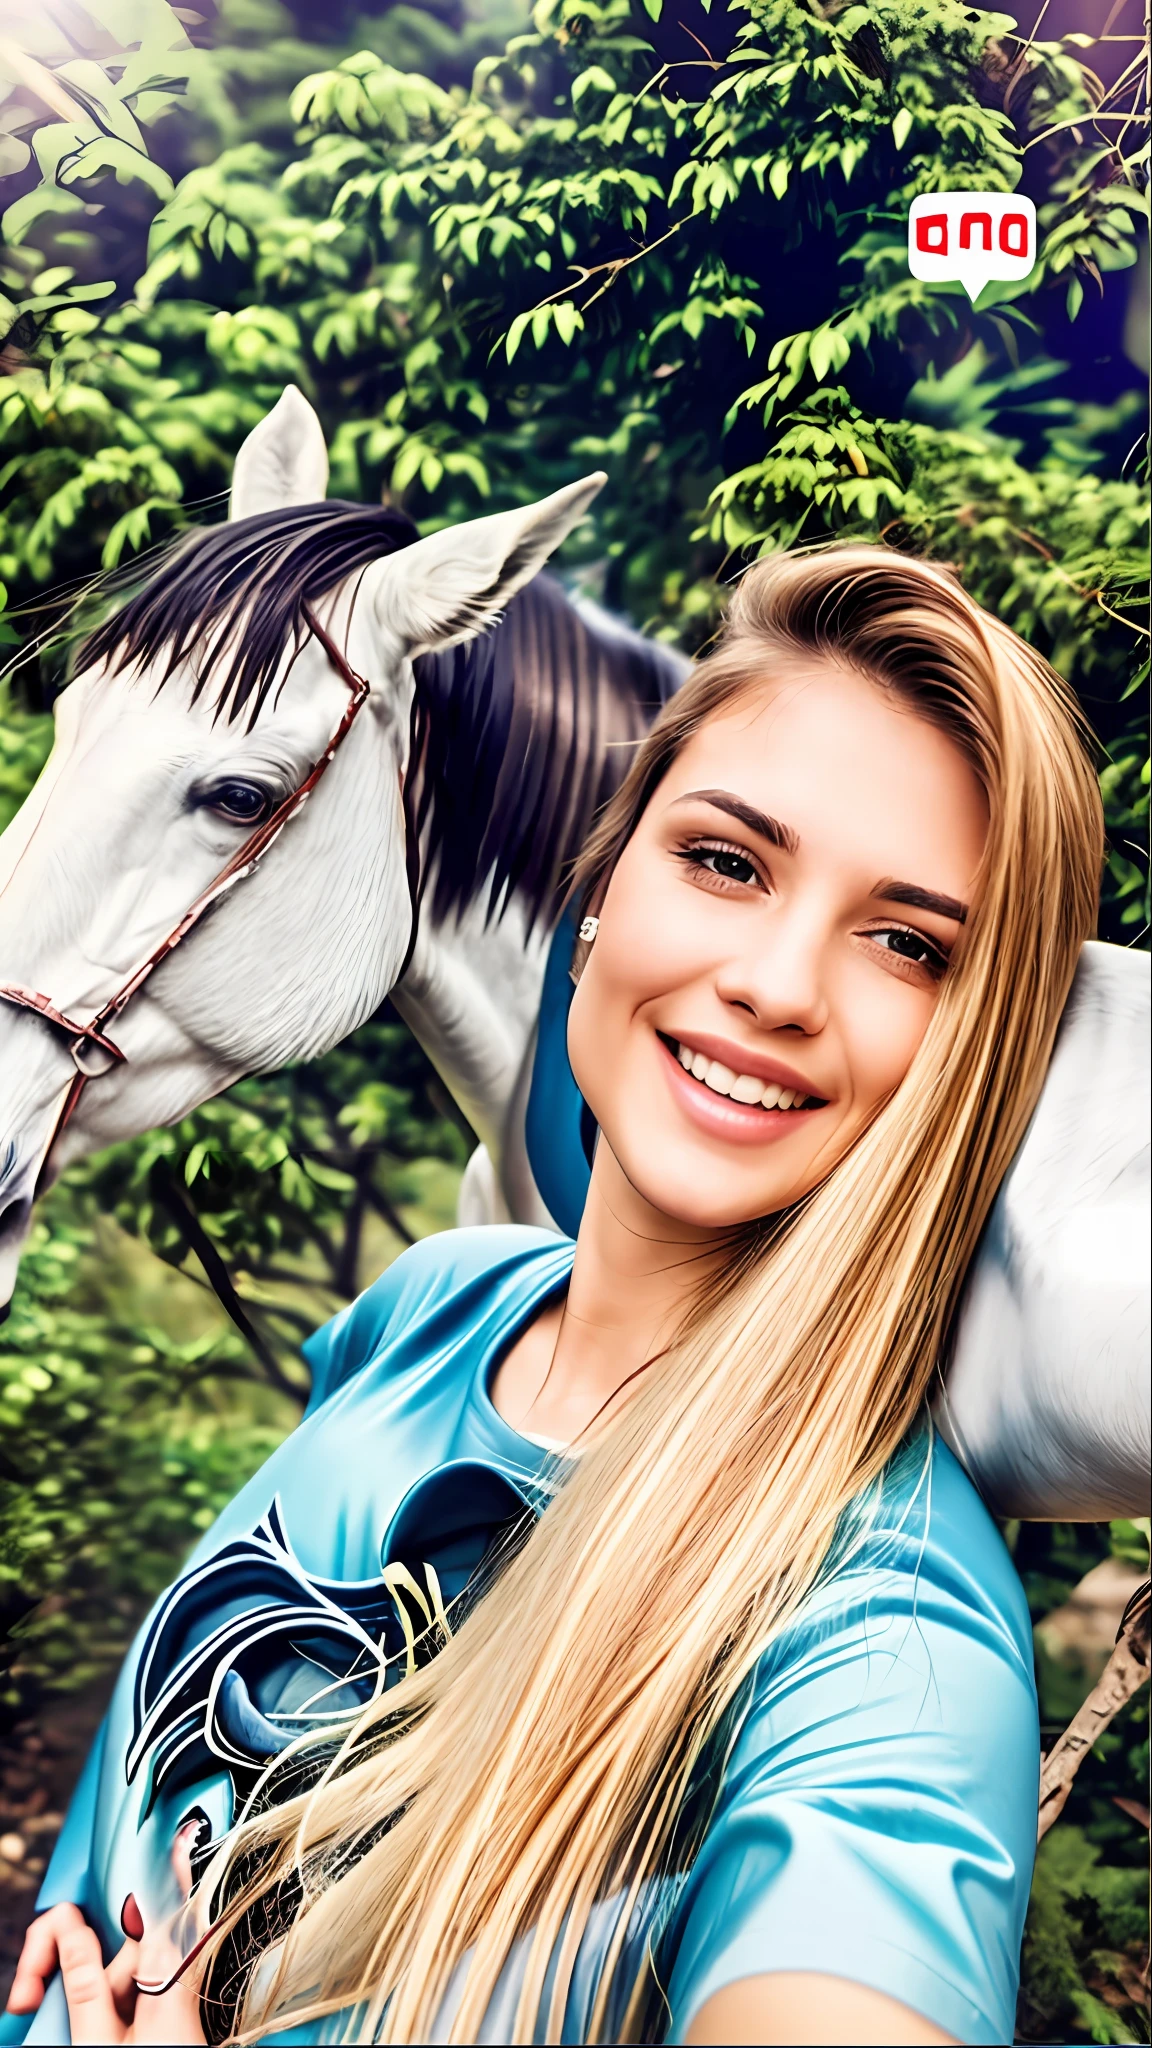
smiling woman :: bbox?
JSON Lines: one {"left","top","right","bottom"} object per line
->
{"left": 8, "top": 546, "right": 1105, "bottom": 2048}
{"left": 564, "top": 654, "right": 987, "bottom": 1227}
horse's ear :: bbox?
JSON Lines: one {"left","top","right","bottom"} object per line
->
{"left": 361, "top": 473, "right": 607, "bottom": 655}
{"left": 230, "top": 386, "right": 329, "bottom": 520}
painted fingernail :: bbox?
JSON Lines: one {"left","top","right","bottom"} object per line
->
{"left": 120, "top": 1892, "right": 144, "bottom": 1941}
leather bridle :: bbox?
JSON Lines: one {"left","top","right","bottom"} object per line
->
{"left": 0, "top": 609, "right": 373, "bottom": 1195}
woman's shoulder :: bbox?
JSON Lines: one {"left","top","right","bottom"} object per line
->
{"left": 858, "top": 1428, "right": 1032, "bottom": 1631}
{"left": 302, "top": 1224, "right": 571, "bottom": 1412}
{"left": 886, "top": 1429, "right": 1035, "bottom": 1653}
{"left": 740, "top": 1429, "right": 1036, "bottom": 1752}
{"left": 356, "top": 1221, "right": 569, "bottom": 1316}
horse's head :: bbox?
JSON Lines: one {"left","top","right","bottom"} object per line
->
{"left": 0, "top": 386, "right": 604, "bottom": 1299}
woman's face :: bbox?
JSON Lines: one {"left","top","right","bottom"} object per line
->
{"left": 568, "top": 659, "right": 988, "bottom": 1230}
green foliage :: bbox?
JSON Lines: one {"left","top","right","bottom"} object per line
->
{"left": 0, "top": 1051, "right": 463, "bottom": 1716}
{"left": 0, "top": 1196, "right": 290, "bottom": 1713}
{"left": 0, "top": 684, "right": 51, "bottom": 823}
{"left": 1021, "top": 1827, "right": 1150, "bottom": 2044}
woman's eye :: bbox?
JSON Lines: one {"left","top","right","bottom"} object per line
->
{"left": 872, "top": 927, "right": 947, "bottom": 974}
{"left": 678, "top": 845, "right": 762, "bottom": 887}
{"left": 201, "top": 781, "right": 272, "bottom": 824}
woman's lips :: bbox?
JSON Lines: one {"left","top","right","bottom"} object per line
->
{"left": 656, "top": 1035, "right": 825, "bottom": 1148}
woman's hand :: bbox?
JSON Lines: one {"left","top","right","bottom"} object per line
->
{"left": 5, "top": 1903, "right": 205, "bottom": 2045}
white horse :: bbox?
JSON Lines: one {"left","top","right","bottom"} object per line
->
{"left": 0, "top": 388, "right": 680, "bottom": 1273}
{"left": 0, "top": 386, "right": 1147, "bottom": 1522}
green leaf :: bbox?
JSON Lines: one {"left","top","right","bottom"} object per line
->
{"left": 55, "top": 60, "right": 148, "bottom": 152}
{"left": 60, "top": 136, "right": 174, "bottom": 202}
{"left": 891, "top": 108, "right": 913, "bottom": 151}
{"left": 808, "top": 326, "right": 851, "bottom": 382}
{"left": 391, "top": 439, "right": 428, "bottom": 492}
{"left": 572, "top": 66, "right": 617, "bottom": 107}
{"left": 184, "top": 1143, "right": 209, "bottom": 1187}
{"left": 302, "top": 1158, "right": 356, "bottom": 1193}
{"left": 2, "top": 183, "right": 83, "bottom": 245}
{"left": 100, "top": 498, "right": 175, "bottom": 570}
{"left": 554, "top": 300, "right": 584, "bottom": 344}
{"left": 504, "top": 309, "right": 532, "bottom": 364}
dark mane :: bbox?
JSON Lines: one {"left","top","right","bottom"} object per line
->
{"left": 78, "top": 500, "right": 420, "bottom": 723}
{"left": 410, "top": 576, "right": 685, "bottom": 932}
{"left": 79, "top": 504, "right": 686, "bottom": 935}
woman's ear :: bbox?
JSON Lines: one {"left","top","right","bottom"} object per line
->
{"left": 569, "top": 901, "right": 604, "bottom": 985}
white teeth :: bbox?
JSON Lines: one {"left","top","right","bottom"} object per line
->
{"left": 674, "top": 1042, "right": 814, "bottom": 1112}
{"left": 730, "top": 1073, "right": 764, "bottom": 1104}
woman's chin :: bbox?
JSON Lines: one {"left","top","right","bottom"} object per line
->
{"left": 608, "top": 1142, "right": 794, "bottom": 1233}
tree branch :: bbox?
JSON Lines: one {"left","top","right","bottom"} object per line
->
{"left": 150, "top": 1163, "right": 306, "bottom": 1406}
{"left": 1038, "top": 1581, "right": 1150, "bottom": 1841}
{"left": 363, "top": 1181, "right": 417, "bottom": 1248}
{"left": 514, "top": 217, "right": 689, "bottom": 327}
{"left": 334, "top": 1183, "right": 366, "bottom": 1299}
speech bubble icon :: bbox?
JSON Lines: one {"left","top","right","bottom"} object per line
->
{"left": 908, "top": 191, "right": 1037, "bottom": 303}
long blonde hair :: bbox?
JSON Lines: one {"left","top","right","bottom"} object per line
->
{"left": 200, "top": 546, "right": 1102, "bottom": 2045}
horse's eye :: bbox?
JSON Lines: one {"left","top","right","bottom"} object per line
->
{"left": 203, "top": 780, "right": 272, "bottom": 824}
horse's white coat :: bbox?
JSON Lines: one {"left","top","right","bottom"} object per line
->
{"left": 392, "top": 898, "right": 554, "bottom": 1228}
{"left": 938, "top": 940, "right": 1150, "bottom": 1519}
{"left": 0, "top": 389, "right": 602, "bottom": 1293}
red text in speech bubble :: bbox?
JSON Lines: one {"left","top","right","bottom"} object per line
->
{"left": 908, "top": 191, "right": 1037, "bottom": 304}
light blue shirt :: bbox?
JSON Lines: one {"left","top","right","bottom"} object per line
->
{"left": 11, "top": 1227, "right": 1038, "bottom": 2047}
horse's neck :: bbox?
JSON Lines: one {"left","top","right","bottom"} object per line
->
{"left": 391, "top": 893, "right": 555, "bottom": 1227}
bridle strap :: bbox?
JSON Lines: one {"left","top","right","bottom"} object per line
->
{"left": 0, "top": 986, "right": 127, "bottom": 1072}
{"left": 0, "top": 608, "right": 372, "bottom": 1189}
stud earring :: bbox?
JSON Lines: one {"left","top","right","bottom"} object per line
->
{"left": 578, "top": 916, "right": 599, "bottom": 942}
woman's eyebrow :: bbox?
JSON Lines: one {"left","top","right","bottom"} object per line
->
{"left": 673, "top": 789, "right": 800, "bottom": 855}
{"left": 874, "top": 878, "right": 968, "bottom": 924}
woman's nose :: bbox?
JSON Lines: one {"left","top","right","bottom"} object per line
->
{"left": 713, "top": 909, "right": 830, "bottom": 1036}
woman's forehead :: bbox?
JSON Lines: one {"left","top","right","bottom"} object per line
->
{"left": 650, "top": 667, "right": 988, "bottom": 883}
{"left": 673, "top": 664, "right": 965, "bottom": 776}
